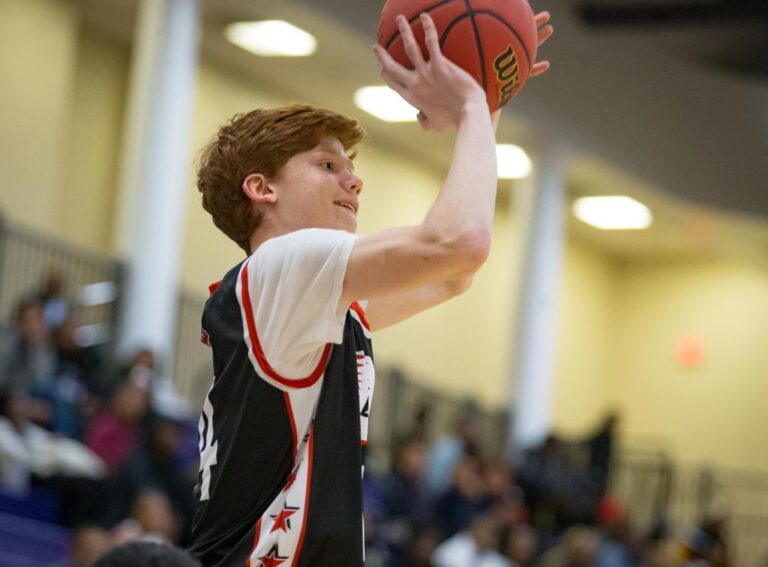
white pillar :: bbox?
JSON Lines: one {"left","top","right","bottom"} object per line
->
{"left": 507, "top": 147, "right": 567, "bottom": 455}
{"left": 115, "top": 0, "right": 200, "bottom": 370}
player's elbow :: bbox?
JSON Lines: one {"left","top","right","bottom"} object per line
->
{"left": 453, "top": 228, "right": 491, "bottom": 274}
{"left": 417, "top": 225, "right": 491, "bottom": 276}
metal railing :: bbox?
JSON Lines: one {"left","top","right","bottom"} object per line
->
{"left": 0, "top": 215, "right": 123, "bottom": 339}
{"left": 611, "top": 451, "right": 768, "bottom": 567}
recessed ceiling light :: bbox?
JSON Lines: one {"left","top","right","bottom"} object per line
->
{"left": 225, "top": 21, "right": 317, "bottom": 57}
{"left": 573, "top": 196, "right": 653, "bottom": 230}
{"left": 496, "top": 144, "right": 532, "bottom": 179}
{"left": 354, "top": 86, "right": 418, "bottom": 122}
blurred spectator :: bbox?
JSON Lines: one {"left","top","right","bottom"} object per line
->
{"left": 0, "top": 298, "right": 57, "bottom": 396}
{"left": 0, "top": 388, "right": 108, "bottom": 527}
{"left": 92, "top": 540, "right": 201, "bottom": 567}
{"left": 377, "top": 437, "right": 434, "bottom": 563}
{"left": 404, "top": 526, "right": 442, "bottom": 567}
{"left": 589, "top": 412, "right": 620, "bottom": 499}
{"left": 84, "top": 379, "right": 150, "bottom": 474}
{"left": 38, "top": 271, "right": 70, "bottom": 329}
{"left": 435, "top": 455, "right": 492, "bottom": 538}
{"left": 122, "top": 348, "right": 192, "bottom": 421}
{"left": 537, "top": 526, "right": 600, "bottom": 567}
{"left": 108, "top": 414, "right": 195, "bottom": 544}
{"left": 432, "top": 513, "right": 510, "bottom": 567}
{"left": 519, "top": 435, "right": 597, "bottom": 534}
{"left": 505, "top": 525, "right": 538, "bottom": 567}
{"left": 112, "top": 489, "right": 181, "bottom": 545}
{"left": 484, "top": 458, "right": 528, "bottom": 538}
{"left": 0, "top": 388, "right": 106, "bottom": 495}
{"left": 66, "top": 525, "right": 113, "bottom": 567}
{"left": 682, "top": 501, "right": 731, "bottom": 567}
{"left": 426, "top": 401, "right": 480, "bottom": 495}
{"left": 594, "top": 498, "right": 634, "bottom": 567}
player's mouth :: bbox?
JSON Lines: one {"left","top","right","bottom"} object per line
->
{"left": 335, "top": 201, "right": 358, "bottom": 215}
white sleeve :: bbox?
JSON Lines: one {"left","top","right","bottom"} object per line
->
{"left": 243, "top": 228, "right": 356, "bottom": 381}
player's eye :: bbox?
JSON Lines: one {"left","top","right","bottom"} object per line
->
{"left": 321, "top": 161, "right": 335, "bottom": 172}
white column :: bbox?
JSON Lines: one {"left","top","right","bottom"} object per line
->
{"left": 507, "top": 147, "right": 567, "bottom": 455}
{"left": 115, "top": 0, "right": 200, "bottom": 369}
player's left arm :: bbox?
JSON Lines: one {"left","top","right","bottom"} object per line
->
{"left": 362, "top": 276, "right": 472, "bottom": 331}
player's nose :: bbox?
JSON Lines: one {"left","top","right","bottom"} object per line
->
{"left": 343, "top": 171, "right": 363, "bottom": 195}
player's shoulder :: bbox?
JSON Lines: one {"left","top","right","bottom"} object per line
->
{"left": 255, "top": 228, "right": 354, "bottom": 254}
{"left": 250, "top": 228, "right": 356, "bottom": 269}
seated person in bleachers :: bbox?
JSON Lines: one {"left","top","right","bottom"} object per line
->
{"left": 84, "top": 379, "right": 150, "bottom": 475}
{"left": 432, "top": 512, "right": 511, "bottom": 567}
{"left": 111, "top": 488, "right": 181, "bottom": 546}
{"left": 108, "top": 414, "right": 196, "bottom": 545}
{"left": 435, "top": 455, "right": 493, "bottom": 539}
{"left": 0, "top": 387, "right": 107, "bottom": 527}
{"left": 0, "top": 388, "right": 106, "bottom": 494}
{"left": 0, "top": 298, "right": 57, "bottom": 399}
{"left": 37, "top": 270, "right": 70, "bottom": 330}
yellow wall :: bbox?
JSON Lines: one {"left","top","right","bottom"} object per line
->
{"left": 614, "top": 258, "right": 768, "bottom": 470}
{"left": 60, "top": 32, "right": 129, "bottom": 252}
{"left": 0, "top": 0, "right": 79, "bottom": 232}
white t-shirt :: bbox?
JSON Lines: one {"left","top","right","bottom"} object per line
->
{"left": 244, "top": 228, "right": 358, "bottom": 380}
{"left": 432, "top": 533, "right": 511, "bottom": 567}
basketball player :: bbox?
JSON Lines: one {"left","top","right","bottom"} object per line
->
{"left": 188, "top": 12, "right": 553, "bottom": 567}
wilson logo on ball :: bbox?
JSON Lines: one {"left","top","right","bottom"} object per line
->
{"left": 494, "top": 46, "right": 522, "bottom": 108}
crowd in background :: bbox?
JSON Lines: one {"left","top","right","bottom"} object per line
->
{"left": 361, "top": 406, "right": 733, "bottom": 567}
{"left": 0, "top": 273, "right": 199, "bottom": 565}
{"left": 0, "top": 274, "right": 744, "bottom": 566}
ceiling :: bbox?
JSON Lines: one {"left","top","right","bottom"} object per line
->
{"left": 77, "top": 0, "right": 768, "bottom": 263}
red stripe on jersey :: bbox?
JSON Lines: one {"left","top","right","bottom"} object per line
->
{"left": 208, "top": 280, "right": 222, "bottom": 296}
{"left": 350, "top": 301, "right": 370, "bottom": 331}
{"left": 283, "top": 392, "right": 298, "bottom": 458}
{"left": 240, "top": 258, "right": 331, "bottom": 389}
{"left": 292, "top": 429, "right": 314, "bottom": 567}
{"left": 245, "top": 517, "right": 263, "bottom": 567}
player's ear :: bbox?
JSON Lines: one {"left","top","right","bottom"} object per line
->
{"left": 242, "top": 173, "right": 277, "bottom": 205}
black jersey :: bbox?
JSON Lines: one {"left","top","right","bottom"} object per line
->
{"left": 188, "top": 255, "right": 375, "bottom": 567}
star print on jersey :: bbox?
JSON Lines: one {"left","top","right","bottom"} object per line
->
{"left": 259, "top": 543, "right": 289, "bottom": 567}
{"left": 355, "top": 350, "right": 375, "bottom": 444}
{"left": 270, "top": 504, "right": 299, "bottom": 533}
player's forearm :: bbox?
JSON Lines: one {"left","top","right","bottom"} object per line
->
{"left": 421, "top": 98, "right": 497, "bottom": 264}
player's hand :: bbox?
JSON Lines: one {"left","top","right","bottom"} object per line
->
{"left": 373, "top": 13, "right": 486, "bottom": 132}
{"left": 530, "top": 11, "right": 554, "bottom": 77}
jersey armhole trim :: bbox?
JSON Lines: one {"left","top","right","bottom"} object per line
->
{"left": 240, "top": 258, "right": 332, "bottom": 389}
{"left": 350, "top": 301, "right": 371, "bottom": 331}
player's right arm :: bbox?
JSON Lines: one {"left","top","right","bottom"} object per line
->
{"left": 340, "top": 14, "right": 497, "bottom": 307}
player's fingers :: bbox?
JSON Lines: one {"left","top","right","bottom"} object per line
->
{"left": 530, "top": 60, "right": 550, "bottom": 77}
{"left": 419, "top": 13, "right": 442, "bottom": 61}
{"left": 537, "top": 24, "right": 554, "bottom": 47}
{"left": 534, "top": 11, "right": 551, "bottom": 27}
{"left": 397, "top": 15, "right": 426, "bottom": 70}
{"left": 374, "top": 44, "right": 415, "bottom": 86}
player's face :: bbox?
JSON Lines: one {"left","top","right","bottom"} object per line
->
{"left": 271, "top": 137, "right": 363, "bottom": 234}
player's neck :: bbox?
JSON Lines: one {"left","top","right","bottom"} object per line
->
{"left": 248, "top": 220, "right": 292, "bottom": 254}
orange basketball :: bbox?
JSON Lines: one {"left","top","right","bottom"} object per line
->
{"left": 378, "top": 0, "right": 539, "bottom": 111}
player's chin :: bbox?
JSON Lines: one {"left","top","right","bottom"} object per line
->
{"left": 334, "top": 211, "right": 358, "bottom": 233}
